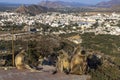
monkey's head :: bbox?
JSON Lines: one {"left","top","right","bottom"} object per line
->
{"left": 81, "top": 50, "right": 86, "bottom": 55}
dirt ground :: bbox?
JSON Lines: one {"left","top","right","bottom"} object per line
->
{"left": 0, "top": 67, "right": 91, "bottom": 80}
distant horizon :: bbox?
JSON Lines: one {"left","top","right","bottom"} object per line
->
{"left": 0, "top": 0, "right": 110, "bottom": 5}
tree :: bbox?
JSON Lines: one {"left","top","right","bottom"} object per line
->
{"left": 91, "top": 22, "right": 99, "bottom": 28}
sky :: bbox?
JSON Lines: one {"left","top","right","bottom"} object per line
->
{"left": 0, "top": 0, "right": 110, "bottom": 4}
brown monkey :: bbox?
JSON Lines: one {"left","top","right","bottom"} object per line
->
{"left": 56, "top": 50, "right": 70, "bottom": 74}
{"left": 15, "top": 50, "right": 42, "bottom": 72}
{"left": 70, "top": 46, "right": 87, "bottom": 75}
{"left": 15, "top": 50, "right": 27, "bottom": 70}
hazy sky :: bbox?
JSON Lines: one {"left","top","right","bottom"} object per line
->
{"left": 0, "top": 0, "right": 110, "bottom": 4}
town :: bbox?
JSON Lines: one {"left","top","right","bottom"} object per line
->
{"left": 0, "top": 12, "right": 120, "bottom": 41}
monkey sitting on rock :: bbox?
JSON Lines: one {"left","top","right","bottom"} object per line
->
{"left": 15, "top": 50, "right": 42, "bottom": 72}
{"left": 54, "top": 50, "right": 70, "bottom": 74}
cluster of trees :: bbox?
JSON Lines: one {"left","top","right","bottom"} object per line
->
{"left": 117, "top": 20, "right": 120, "bottom": 28}
{"left": 81, "top": 32, "right": 120, "bottom": 56}
{"left": 91, "top": 21, "right": 99, "bottom": 28}
{"left": 34, "top": 22, "right": 80, "bottom": 34}
{"left": 0, "top": 23, "right": 25, "bottom": 31}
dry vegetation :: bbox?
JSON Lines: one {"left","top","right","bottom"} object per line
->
{"left": 81, "top": 32, "right": 120, "bottom": 80}
{"left": 0, "top": 32, "right": 120, "bottom": 80}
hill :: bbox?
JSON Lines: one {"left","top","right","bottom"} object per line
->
{"left": 15, "top": 5, "right": 48, "bottom": 15}
{"left": 39, "top": 1, "right": 90, "bottom": 8}
{"left": 15, "top": 0, "right": 120, "bottom": 15}
{"left": 110, "top": 5, "right": 120, "bottom": 11}
{"left": 15, "top": 4, "right": 93, "bottom": 15}
{"left": 93, "top": 0, "right": 120, "bottom": 12}
{"left": 96, "top": 0, "right": 120, "bottom": 7}
{"left": 81, "top": 33, "right": 120, "bottom": 80}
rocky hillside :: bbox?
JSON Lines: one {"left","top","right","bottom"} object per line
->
{"left": 15, "top": 0, "right": 120, "bottom": 15}
{"left": 110, "top": 4, "right": 120, "bottom": 11}
{"left": 97, "top": 0, "right": 120, "bottom": 7}
{"left": 93, "top": 0, "right": 120, "bottom": 12}
{"left": 15, "top": 5, "right": 48, "bottom": 15}
{"left": 39, "top": 1, "right": 89, "bottom": 8}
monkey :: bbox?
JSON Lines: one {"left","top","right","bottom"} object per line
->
{"left": 70, "top": 46, "right": 87, "bottom": 75}
{"left": 15, "top": 50, "right": 42, "bottom": 72}
{"left": 15, "top": 50, "right": 27, "bottom": 70}
{"left": 55, "top": 50, "right": 70, "bottom": 74}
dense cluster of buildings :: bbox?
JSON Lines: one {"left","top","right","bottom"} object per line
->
{"left": 0, "top": 12, "right": 120, "bottom": 40}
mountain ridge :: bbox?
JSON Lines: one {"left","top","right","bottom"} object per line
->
{"left": 96, "top": 0, "right": 120, "bottom": 7}
{"left": 39, "top": 1, "right": 90, "bottom": 8}
{"left": 15, "top": 5, "right": 48, "bottom": 15}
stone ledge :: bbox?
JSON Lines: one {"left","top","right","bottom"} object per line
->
{"left": 0, "top": 68, "right": 91, "bottom": 80}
